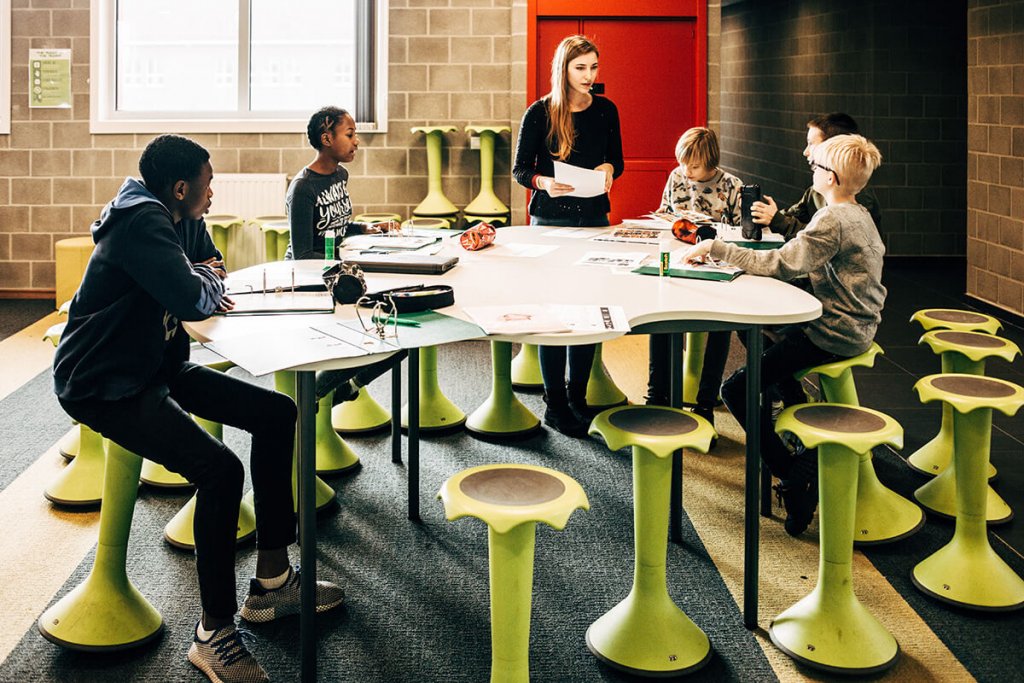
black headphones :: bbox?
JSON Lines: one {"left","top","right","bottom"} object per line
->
{"left": 358, "top": 284, "right": 455, "bottom": 313}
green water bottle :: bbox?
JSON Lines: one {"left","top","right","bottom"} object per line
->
{"left": 324, "top": 229, "right": 336, "bottom": 262}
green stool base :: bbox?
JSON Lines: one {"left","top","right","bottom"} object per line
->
{"left": 463, "top": 214, "right": 509, "bottom": 228}
{"left": 331, "top": 388, "right": 392, "bottom": 434}
{"left": 314, "top": 394, "right": 362, "bottom": 476}
{"left": 913, "top": 469, "right": 1012, "bottom": 524}
{"left": 57, "top": 428, "right": 78, "bottom": 461}
{"left": 245, "top": 477, "right": 336, "bottom": 515}
{"left": 907, "top": 425, "right": 997, "bottom": 480}
{"left": 466, "top": 342, "right": 541, "bottom": 439}
{"left": 769, "top": 586, "right": 899, "bottom": 675}
{"left": 139, "top": 459, "right": 192, "bottom": 488}
{"left": 912, "top": 536, "right": 1024, "bottom": 611}
{"left": 511, "top": 344, "right": 544, "bottom": 391}
{"left": 44, "top": 425, "right": 106, "bottom": 507}
{"left": 854, "top": 453, "right": 925, "bottom": 545}
{"left": 682, "top": 332, "right": 706, "bottom": 406}
{"left": 164, "top": 492, "right": 258, "bottom": 551}
{"left": 586, "top": 591, "right": 711, "bottom": 676}
{"left": 586, "top": 344, "right": 628, "bottom": 409}
{"left": 400, "top": 347, "right": 467, "bottom": 432}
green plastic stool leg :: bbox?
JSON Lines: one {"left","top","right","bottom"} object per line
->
{"left": 401, "top": 346, "right": 466, "bottom": 431}
{"left": 263, "top": 230, "right": 278, "bottom": 263}
{"left": 45, "top": 424, "right": 106, "bottom": 506}
{"left": 211, "top": 225, "right": 229, "bottom": 266}
{"left": 412, "top": 127, "right": 459, "bottom": 217}
{"left": 313, "top": 393, "right": 361, "bottom": 475}
{"left": 464, "top": 127, "right": 511, "bottom": 217}
{"left": 913, "top": 407, "right": 1024, "bottom": 610}
{"left": 466, "top": 342, "right": 542, "bottom": 438}
{"left": 511, "top": 343, "right": 544, "bottom": 390}
{"left": 164, "top": 417, "right": 257, "bottom": 550}
{"left": 770, "top": 442, "right": 898, "bottom": 673}
{"left": 274, "top": 231, "right": 290, "bottom": 262}
{"left": 907, "top": 353, "right": 996, "bottom": 479}
{"left": 140, "top": 458, "right": 192, "bottom": 488}
{"left": 682, "top": 332, "right": 706, "bottom": 406}
{"left": 586, "top": 446, "right": 711, "bottom": 675}
{"left": 273, "top": 372, "right": 338, "bottom": 510}
{"left": 332, "top": 386, "right": 392, "bottom": 434}
{"left": 58, "top": 425, "right": 78, "bottom": 461}
{"left": 819, "top": 372, "right": 924, "bottom": 545}
{"left": 488, "top": 522, "right": 537, "bottom": 683}
{"left": 38, "top": 441, "right": 164, "bottom": 650}
{"left": 586, "top": 344, "right": 627, "bottom": 409}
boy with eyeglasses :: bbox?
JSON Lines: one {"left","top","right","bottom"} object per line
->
{"left": 682, "top": 134, "right": 886, "bottom": 537}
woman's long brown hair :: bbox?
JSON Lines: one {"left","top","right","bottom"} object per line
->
{"left": 546, "top": 35, "right": 599, "bottom": 161}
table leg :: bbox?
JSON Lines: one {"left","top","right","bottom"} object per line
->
{"left": 408, "top": 349, "right": 421, "bottom": 522}
{"left": 296, "top": 371, "right": 317, "bottom": 683}
{"left": 391, "top": 363, "right": 402, "bottom": 464}
{"left": 744, "top": 326, "right": 762, "bottom": 630}
{"left": 669, "top": 332, "right": 684, "bottom": 544}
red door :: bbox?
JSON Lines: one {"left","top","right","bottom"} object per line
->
{"left": 529, "top": 1, "right": 707, "bottom": 224}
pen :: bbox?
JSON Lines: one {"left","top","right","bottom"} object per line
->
{"left": 372, "top": 315, "right": 421, "bottom": 327}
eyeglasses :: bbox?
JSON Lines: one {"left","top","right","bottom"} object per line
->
{"left": 808, "top": 159, "right": 840, "bottom": 185}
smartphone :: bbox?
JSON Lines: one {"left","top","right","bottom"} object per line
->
{"left": 740, "top": 184, "right": 763, "bottom": 240}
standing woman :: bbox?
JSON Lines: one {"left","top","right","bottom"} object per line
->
{"left": 512, "top": 35, "right": 624, "bottom": 437}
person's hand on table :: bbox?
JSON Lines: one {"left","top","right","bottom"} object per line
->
{"left": 683, "top": 240, "right": 715, "bottom": 264}
{"left": 216, "top": 294, "right": 235, "bottom": 313}
{"left": 751, "top": 196, "right": 777, "bottom": 226}
{"left": 537, "top": 176, "right": 575, "bottom": 197}
{"left": 197, "top": 257, "right": 228, "bottom": 279}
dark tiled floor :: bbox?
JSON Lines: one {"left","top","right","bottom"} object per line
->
{"left": 874, "top": 258, "right": 1024, "bottom": 555}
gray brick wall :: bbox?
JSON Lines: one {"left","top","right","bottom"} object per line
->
{"left": 720, "top": 0, "right": 968, "bottom": 258}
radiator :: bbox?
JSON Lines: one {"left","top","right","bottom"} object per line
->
{"left": 208, "top": 173, "right": 289, "bottom": 269}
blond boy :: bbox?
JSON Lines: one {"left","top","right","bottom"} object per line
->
{"left": 657, "top": 127, "right": 743, "bottom": 224}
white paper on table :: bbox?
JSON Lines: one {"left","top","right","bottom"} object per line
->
{"left": 553, "top": 161, "right": 605, "bottom": 198}
{"left": 620, "top": 218, "right": 672, "bottom": 230}
{"left": 575, "top": 251, "right": 648, "bottom": 269}
{"left": 225, "top": 264, "right": 326, "bottom": 295}
{"left": 341, "top": 234, "right": 440, "bottom": 250}
{"left": 549, "top": 305, "right": 631, "bottom": 333}
{"left": 715, "top": 223, "right": 784, "bottom": 243}
{"left": 541, "top": 227, "right": 595, "bottom": 238}
{"left": 463, "top": 305, "right": 572, "bottom": 335}
{"left": 668, "top": 250, "right": 743, "bottom": 275}
{"left": 501, "top": 243, "right": 559, "bottom": 258}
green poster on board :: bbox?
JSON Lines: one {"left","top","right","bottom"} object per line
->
{"left": 29, "top": 49, "right": 71, "bottom": 109}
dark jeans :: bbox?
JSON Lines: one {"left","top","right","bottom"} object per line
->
{"left": 59, "top": 362, "right": 297, "bottom": 619}
{"left": 529, "top": 215, "right": 611, "bottom": 228}
{"left": 539, "top": 343, "right": 598, "bottom": 404}
{"left": 720, "top": 326, "right": 841, "bottom": 480}
{"left": 647, "top": 331, "right": 734, "bottom": 407}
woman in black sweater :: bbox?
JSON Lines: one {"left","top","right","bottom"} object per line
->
{"left": 512, "top": 34, "right": 624, "bottom": 436}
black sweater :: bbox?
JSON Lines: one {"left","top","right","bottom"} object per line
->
{"left": 512, "top": 95, "right": 624, "bottom": 222}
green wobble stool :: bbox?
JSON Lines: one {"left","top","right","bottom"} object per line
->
{"left": 682, "top": 332, "right": 707, "bottom": 406}
{"left": 39, "top": 440, "right": 164, "bottom": 650}
{"left": 908, "top": 330, "right": 1019, "bottom": 481}
{"left": 256, "top": 218, "right": 290, "bottom": 262}
{"left": 771, "top": 404, "right": 902, "bottom": 674}
{"left": 401, "top": 346, "right": 466, "bottom": 432}
{"left": 511, "top": 344, "right": 544, "bottom": 391}
{"left": 354, "top": 212, "right": 402, "bottom": 225}
{"left": 401, "top": 216, "right": 452, "bottom": 231}
{"left": 205, "top": 214, "right": 244, "bottom": 268}
{"left": 585, "top": 344, "right": 628, "bottom": 410}
{"left": 467, "top": 341, "right": 542, "bottom": 439}
{"left": 411, "top": 126, "right": 459, "bottom": 221}
{"left": 587, "top": 406, "right": 716, "bottom": 676}
{"left": 276, "top": 371, "right": 359, "bottom": 477}
{"left": 796, "top": 342, "right": 924, "bottom": 545}
{"left": 439, "top": 464, "right": 589, "bottom": 683}
{"left": 910, "top": 308, "right": 1002, "bottom": 335}
{"left": 271, "top": 372, "right": 337, "bottom": 512}
{"left": 463, "top": 125, "right": 511, "bottom": 226}
{"left": 911, "top": 374, "right": 1024, "bottom": 610}
{"left": 332, "top": 386, "right": 392, "bottom": 434}
{"left": 43, "top": 322, "right": 77, "bottom": 462}
{"left": 140, "top": 458, "right": 192, "bottom": 488}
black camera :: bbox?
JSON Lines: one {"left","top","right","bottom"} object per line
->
{"left": 740, "top": 184, "right": 763, "bottom": 240}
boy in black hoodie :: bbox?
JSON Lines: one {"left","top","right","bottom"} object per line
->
{"left": 52, "top": 135, "right": 343, "bottom": 683}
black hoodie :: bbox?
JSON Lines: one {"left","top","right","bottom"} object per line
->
{"left": 53, "top": 178, "right": 225, "bottom": 402}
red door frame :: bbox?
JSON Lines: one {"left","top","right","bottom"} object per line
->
{"left": 526, "top": 0, "right": 708, "bottom": 126}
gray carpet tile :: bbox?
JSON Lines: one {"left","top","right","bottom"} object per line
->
{"left": 0, "top": 300, "right": 55, "bottom": 341}
{"left": 0, "top": 369, "right": 71, "bottom": 491}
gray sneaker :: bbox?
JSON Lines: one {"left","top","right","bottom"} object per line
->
{"left": 187, "top": 622, "right": 268, "bottom": 683}
{"left": 240, "top": 566, "right": 345, "bottom": 624}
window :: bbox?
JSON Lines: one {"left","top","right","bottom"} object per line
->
{"left": 90, "top": 0, "right": 388, "bottom": 133}
{"left": 1, "top": 0, "right": 10, "bottom": 134}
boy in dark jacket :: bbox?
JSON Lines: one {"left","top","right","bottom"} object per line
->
{"left": 53, "top": 134, "right": 343, "bottom": 683}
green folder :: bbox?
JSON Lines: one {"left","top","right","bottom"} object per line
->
{"left": 632, "top": 265, "right": 743, "bottom": 282}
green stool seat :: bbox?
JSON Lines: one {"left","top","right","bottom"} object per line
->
{"left": 771, "top": 404, "right": 903, "bottom": 674}
{"left": 910, "top": 308, "right": 1002, "bottom": 334}
{"left": 908, "top": 330, "right": 1019, "bottom": 480}
{"left": 38, "top": 440, "right": 164, "bottom": 650}
{"left": 206, "top": 214, "right": 244, "bottom": 267}
{"left": 511, "top": 343, "right": 544, "bottom": 390}
{"left": 467, "top": 341, "right": 542, "bottom": 439}
{"left": 332, "top": 387, "right": 392, "bottom": 434}
{"left": 465, "top": 215, "right": 509, "bottom": 228}
{"left": 911, "top": 374, "right": 1024, "bottom": 611}
{"left": 401, "top": 346, "right": 466, "bottom": 432}
{"left": 586, "top": 344, "right": 628, "bottom": 410}
{"left": 796, "top": 342, "right": 924, "bottom": 545}
{"left": 258, "top": 219, "right": 291, "bottom": 262}
{"left": 439, "top": 463, "right": 588, "bottom": 683}
{"left": 401, "top": 216, "right": 451, "bottom": 231}
{"left": 411, "top": 126, "right": 459, "bottom": 218}
{"left": 587, "top": 406, "right": 716, "bottom": 676}
{"left": 354, "top": 212, "right": 402, "bottom": 225}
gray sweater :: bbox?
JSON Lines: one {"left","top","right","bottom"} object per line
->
{"left": 710, "top": 202, "right": 886, "bottom": 357}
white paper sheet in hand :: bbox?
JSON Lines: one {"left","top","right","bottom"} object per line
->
{"left": 553, "top": 161, "right": 605, "bottom": 198}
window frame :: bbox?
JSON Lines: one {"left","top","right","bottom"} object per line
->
{"left": 1, "top": 0, "right": 10, "bottom": 135}
{"left": 89, "top": 0, "right": 388, "bottom": 134}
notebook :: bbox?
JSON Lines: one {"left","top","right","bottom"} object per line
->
{"left": 346, "top": 253, "right": 459, "bottom": 274}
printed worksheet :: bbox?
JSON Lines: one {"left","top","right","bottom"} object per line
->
{"left": 575, "top": 251, "right": 648, "bottom": 269}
